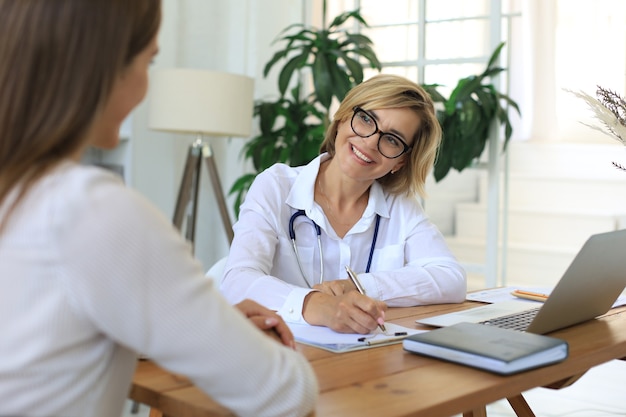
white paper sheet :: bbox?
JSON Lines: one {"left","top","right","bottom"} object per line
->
{"left": 288, "top": 322, "right": 425, "bottom": 353}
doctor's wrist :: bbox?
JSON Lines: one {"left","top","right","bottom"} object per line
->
{"left": 302, "top": 290, "right": 326, "bottom": 326}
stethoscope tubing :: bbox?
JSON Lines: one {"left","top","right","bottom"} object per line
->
{"left": 289, "top": 209, "right": 324, "bottom": 286}
{"left": 289, "top": 209, "right": 380, "bottom": 288}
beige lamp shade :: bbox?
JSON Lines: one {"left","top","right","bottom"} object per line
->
{"left": 148, "top": 68, "right": 254, "bottom": 137}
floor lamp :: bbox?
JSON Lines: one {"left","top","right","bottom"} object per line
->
{"left": 148, "top": 68, "right": 254, "bottom": 247}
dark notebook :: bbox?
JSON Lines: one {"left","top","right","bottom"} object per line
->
{"left": 402, "top": 322, "right": 568, "bottom": 375}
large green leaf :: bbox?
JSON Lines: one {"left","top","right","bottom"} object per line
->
{"left": 448, "top": 76, "right": 482, "bottom": 106}
{"left": 230, "top": 6, "right": 384, "bottom": 216}
{"left": 432, "top": 41, "right": 521, "bottom": 182}
{"left": 352, "top": 44, "right": 382, "bottom": 69}
{"left": 277, "top": 53, "right": 308, "bottom": 96}
{"left": 263, "top": 49, "right": 291, "bottom": 77}
{"left": 486, "top": 42, "right": 506, "bottom": 69}
{"left": 340, "top": 53, "right": 364, "bottom": 84}
{"left": 326, "top": 58, "right": 353, "bottom": 100}
{"left": 312, "top": 53, "right": 334, "bottom": 109}
{"left": 434, "top": 121, "right": 456, "bottom": 181}
{"left": 423, "top": 84, "right": 447, "bottom": 103}
{"left": 329, "top": 10, "right": 366, "bottom": 28}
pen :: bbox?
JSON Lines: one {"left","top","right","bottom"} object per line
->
{"left": 345, "top": 265, "right": 386, "bottom": 332}
{"left": 365, "top": 335, "right": 407, "bottom": 346}
{"left": 358, "top": 332, "right": 406, "bottom": 342}
{"left": 511, "top": 289, "right": 549, "bottom": 302}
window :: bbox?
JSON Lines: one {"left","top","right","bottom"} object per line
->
{"left": 314, "top": 0, "right": 626, "bottom": 142}
{"left": 554, "top": 0, "right": 626, "bottom": 141}
{"left": 317, "top": 0, "right": 522, "bottom": 135}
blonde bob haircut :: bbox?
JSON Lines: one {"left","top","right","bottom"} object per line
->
{"left": 320, "top": 74, "right": 441, "bottom": 198}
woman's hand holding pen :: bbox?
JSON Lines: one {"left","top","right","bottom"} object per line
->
{"left": 302, "top": 291, "right": 387, "bottom": 334}
{"left": 235, "top": 299, "right": 297, "bottom": 350}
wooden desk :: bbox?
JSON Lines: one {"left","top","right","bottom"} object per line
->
{"left": 129, "top": 302, "right": 626, "bottom": 417}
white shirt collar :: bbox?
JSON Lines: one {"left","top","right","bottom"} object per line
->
{"left": 285, "top": 153, "right": 391, "bottom": 227}
{"left": 285, "top": 154, "right": 327, "bottom": 212}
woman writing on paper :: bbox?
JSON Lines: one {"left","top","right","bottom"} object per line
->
{"left": 0, "top": 1, "right": 317, "bottom": 416}
{"left": 221, "top": 74, "right": 466, "bottom": 334}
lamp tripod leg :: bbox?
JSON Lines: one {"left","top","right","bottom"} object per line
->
{"left": 201, "top": 143, "right": 234, "bottom": 244}
{"left": 172, "top": 143, "right": 202, "bottom": 248}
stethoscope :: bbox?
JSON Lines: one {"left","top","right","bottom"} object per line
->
{"left": 288, "top": 209, "right": 381, "bottom": 288}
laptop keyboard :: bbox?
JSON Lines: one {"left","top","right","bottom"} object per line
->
{"left": 479, "top": 306, "right": 542, "bottom": 331}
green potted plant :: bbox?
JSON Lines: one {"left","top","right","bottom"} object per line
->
{"left": 230, "top": 14, "right": 519, "bottom": 213}
{"left": 229, "top": 4, "right": 382, "bottom": 216}
{"left": 428, "top": 42, "right": 521, "bottom": 182}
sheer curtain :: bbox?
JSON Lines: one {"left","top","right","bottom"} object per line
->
{"left": 517, "top": 0, "right": 626, "bottom": 143}
{"left": 513, "top": 0, "right": 557, "bottom": 141}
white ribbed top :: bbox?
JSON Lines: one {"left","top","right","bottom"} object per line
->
{"left": 0, "top": 162, "right": 317, "bottom": 417}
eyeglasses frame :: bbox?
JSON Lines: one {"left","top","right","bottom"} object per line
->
{"left": 350, "top": 106, "right": 412, "bottom": 159}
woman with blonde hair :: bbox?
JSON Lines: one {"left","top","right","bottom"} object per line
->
{"left": 222, "top": 74, "right": 466, "bottom": 334}
{"left": 0, "top": 1, "right": 317, "bottom": 416}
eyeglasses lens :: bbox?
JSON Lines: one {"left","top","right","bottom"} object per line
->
{"left": 351, "top": 109, "right": 406, "bottom": 158}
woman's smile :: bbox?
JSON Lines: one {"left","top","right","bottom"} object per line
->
{"left": 351, "top": 144, "right": 374, "bottom": 163}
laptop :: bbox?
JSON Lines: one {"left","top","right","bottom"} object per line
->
{"left": 417, "top": 229, "right": 626, "bottom": 334}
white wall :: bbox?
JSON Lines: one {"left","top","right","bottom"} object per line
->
{"left": 127, "top": 0, "right": 305, "bottom": 270}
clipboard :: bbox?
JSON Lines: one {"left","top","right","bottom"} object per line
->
{"left": 288, "top": 322, "right": 425, "bottom": 353}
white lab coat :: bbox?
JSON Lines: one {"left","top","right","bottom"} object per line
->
{"left": 222, "top": 154, "right": 467, "bottom": 324}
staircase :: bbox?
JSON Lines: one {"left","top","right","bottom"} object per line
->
{"left": 440, "top": 140, "right": 626, "bottom": 290}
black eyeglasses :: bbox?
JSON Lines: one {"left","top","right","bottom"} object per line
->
{"left": 350, "top": 106, "right": 412, "bottom": 159}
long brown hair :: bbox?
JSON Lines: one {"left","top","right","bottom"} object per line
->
{"left": 320, "top": 74, "right": 441, "bottom": 198}
{"left": 0, "top": 0, "right": 161, "bottom": 232}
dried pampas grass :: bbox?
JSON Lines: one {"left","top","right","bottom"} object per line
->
{"left": 567, "top": 86, "right": 626, "bottom": 171}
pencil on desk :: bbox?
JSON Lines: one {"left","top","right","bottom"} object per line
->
{"left": 511, "top": 289, "right": 549, "bottom": 302}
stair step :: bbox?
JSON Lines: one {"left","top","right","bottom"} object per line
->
{"left": 478, "top": 172, "right": 626, "bottom": 211}
{"left": 507, "top": 140, "right": 626, "bottom": 178}
{"left": 446, "top": 236, "right": 579, "bottom": 288}
{"left": 424, "top": 169, "right": 479, "bottom": 236}
{"left": 441, "top": 141, "right": 626, "bottom": 289}
{"left": 455, "top": 203, "right": 625, "bottom": 246}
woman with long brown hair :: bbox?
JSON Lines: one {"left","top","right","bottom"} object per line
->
{"left": 0, "top": 1, "right": 317, "bottom": 416}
